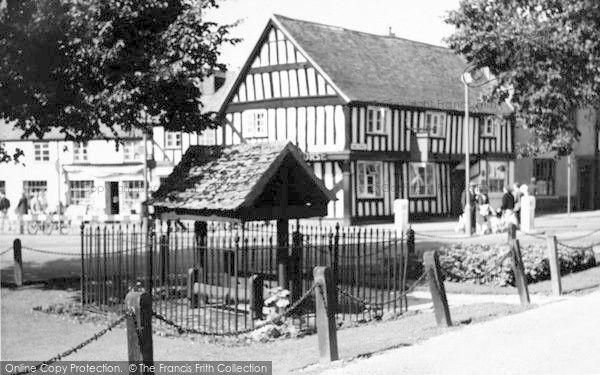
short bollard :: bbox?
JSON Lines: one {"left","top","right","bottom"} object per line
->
{"left": 546, "top": 235, "right": 562, "bottom": 296}
{"left": 249, "top": 274, "right": 264, "bottom": 320}
{"left": 423, "top": 251, "right": 451, "bottom": 327}
{"left": 187, "top": 268, "right": 199, "bottom": 308}
{"left": 313, "top": 266, "right": 339, "bottom": 362}
{"left": 126, "top": 291, "right": 153, "bottom": 373}
{"left": 508, "top": 225, "right": 530, "bottom": 305}
{"left": 13, "top": 239, "right": 23, "bottom": 286}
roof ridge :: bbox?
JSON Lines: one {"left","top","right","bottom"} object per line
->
{"left": 271, "top": 13, "right": 453, "bottom": 53}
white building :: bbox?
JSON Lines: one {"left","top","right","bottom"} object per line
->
{"left": 0, "top": 72, "right": 234, "bottom": 220}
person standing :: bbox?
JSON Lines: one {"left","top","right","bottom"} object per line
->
{"left": 512, "top": 182, "right": 522, "bottom": 226}
{"left": 461, "top": 182, "right": 477, "bottom": 233}
{"left": 0, "top": 192, "right": 10, "bottom": 214}
{"left": 16, "top": 192, "right": 29, "bottom": 234}
{"left": 0, "top": 192, "right": 10, "bottom": 232}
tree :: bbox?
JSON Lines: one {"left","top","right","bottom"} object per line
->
{"left": 445, "top": 0, "right": 600, "bottom": 156}
{"left": 0, "top": 0, "right": 239, "bottom": 161}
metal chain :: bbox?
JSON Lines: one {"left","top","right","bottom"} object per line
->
{"left": 14, "top": 313, "right": 128, "bottom": 375}
{"left": 518, "top": 231, "right": 546, "bottom": 240}
{"left": 152, "top": 283, "right": 318, "bottom": 337}
{"left": 337, "top": 272, "right": 428, "bottom": 310}
{"left": 556, "top": 241, "right": 600, "bottom": 251}
{"left": 412, "top": 231, "right": 469, "bottom": 241}
{"left": 0, "top": 247, "right": 12, "bottom": 256}
{"left": 21, "top": 246, "right": 80, "bottom": 256}
{"left": 556, "top": 229, "right": 600, "bottom": 242}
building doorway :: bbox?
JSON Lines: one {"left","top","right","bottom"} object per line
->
{"left": 105, "top": 181, "right": 120, "bottom": 214}
{"left": 578, "top": 162, "right": 594, "bottom": 211}
{"left": 450, "top": 168, "right": 465, "bottom": 216}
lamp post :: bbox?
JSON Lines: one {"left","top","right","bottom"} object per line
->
{"left": 461, "top": 76, "right": 472, "bottom": 236}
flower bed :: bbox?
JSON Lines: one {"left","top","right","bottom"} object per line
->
{"left": 438, "top": 242, "right": 596, "bottom": 286}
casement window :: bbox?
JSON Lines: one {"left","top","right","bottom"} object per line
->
{"left": 533, "top": 159, "right": 555, "bottom": 195}
{"left": 165, "top": 131, "right": 182, "bottom": 149}
{"left": 198, "top": 129, "right": 216, "bottom": 145}
{"left": 367, "top": 107, "right": 387, "bottom": 134}
{"left": 23, "top": 181, "right": 47, "bottom": 197}
{"left": 122, "top": 180, "right": 143, "bottom": 212}
{"left": 123, "top": 141, "right": 142, "bottom": 161}
{"left": 243, "top": 109, "right": 268, "bottom": 138}
{"left": 481, "top": 117, "right": 497, "bottom": 137}
{"left": 69, "top": 180, "right": 94, "bottom": 206}
{"left": 73, "top": 142, "right": 88, "bottom": 162}
{"left": 34, "top": 143, "right": 50, "bottom": 162}
{"left": 408, "top": 163, "right": 436, "bottom": 197}
{"left": 485, "top": 161, "right": 508, "bottom": 193}
{"left": 357, "top": 161, "right": 383, "bottom": 198}
{"left": 423, "top": 112, "right": 446, "bottom": 137}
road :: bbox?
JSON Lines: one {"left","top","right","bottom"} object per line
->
{"left": 1, "top": 210, "right": 599, "bottom": 283}
{"left": 322, "top": 290, "right": 600, "bottom": 375}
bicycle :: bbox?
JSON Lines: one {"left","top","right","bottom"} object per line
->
{"left": 27, "top": 214, "right": 71, "bottom": 235}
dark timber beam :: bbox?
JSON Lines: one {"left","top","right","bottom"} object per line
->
{"left": 248, "top": 62, "right": 310, "bottom": 75}
{"left": 226, "top": 96, "right": 344, "bottom": 112}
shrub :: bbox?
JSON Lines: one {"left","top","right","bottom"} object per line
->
{"left": 438, "top": 242, "right": 596, "bottom": 287}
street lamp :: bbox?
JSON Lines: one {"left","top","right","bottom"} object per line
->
{"left": 460, "top": 65, "right": 492, "bottom": 236}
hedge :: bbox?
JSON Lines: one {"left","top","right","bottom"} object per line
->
{"left": 438, "top": 242, "right": 596, "bottom": 286}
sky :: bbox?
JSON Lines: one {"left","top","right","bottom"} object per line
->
{"left": 205, "top": 0, "right": 462, "bottom": 70}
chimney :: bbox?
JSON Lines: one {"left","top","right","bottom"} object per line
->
{"left": 388, "top": 26, "right": 396, "bottom": 37}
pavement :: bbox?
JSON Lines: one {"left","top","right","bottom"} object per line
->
{"left": 320, "top": 290, "right": 600, "bottom": 375}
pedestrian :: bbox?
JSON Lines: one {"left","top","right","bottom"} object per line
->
{"left": 512, "top": 182, "right": 522, "bottom": 226}
{"left": 16, "top": 192, "right": 29, "bottom": 234}
{"left": 460, "top": 181, "right": 478, "bottom": 233}
{"left": 0, "top": 192, "right": 10, "bottom": 232}
{"left": 0, "top": 192, "right": 10, "bottom": 214}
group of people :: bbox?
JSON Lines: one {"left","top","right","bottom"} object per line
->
{"left": 458, "top": 182, "right": 528, "bottom": 235}
{"left": 0, "top": 191, "right": 51, "bottom": 217}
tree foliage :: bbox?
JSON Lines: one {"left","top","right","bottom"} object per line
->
{"left": 0, "top": 0, "right": 239, "bottom": 161}
{"left": 445, "top": 0, "right": 600, "bottom": 156}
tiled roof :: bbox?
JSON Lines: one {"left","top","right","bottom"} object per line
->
{"left": 151, "top": 141, "right": 334, "bottom": 214}
{"left": 273, "top": 14, "right": 505, "bottom": 114}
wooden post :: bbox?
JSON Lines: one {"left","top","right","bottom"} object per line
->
{"left": 508, "top": 224, "right": 530, "bottom": 305}
{"left": 277, "top": 164, "right": 290, "bottom": 289}
{"left": 249, "top": 274, "right": 264, "bottom": 320}
{"left": 407, "top": 227, "right": 415, "bottom": 255}
{"left": 341, "top": 160, "right": 353, "bottom": 226}
{"left": 187, "top": 267, "right": 199, "bottom": 308}
{"left": 276, "top": 219, "right": 289, "bottom": 289}
{"left": 546, "top": 235, "right": 562, "bottom": 296}
{"left": 145, "top": 219, "right": 154, "bottom": 293}
{"left": 290, "top": 230, "right": 303, "bottom": 301}
{"left": 313, "top": 266, "right": 339, "bottom": 362}
{"left": 423, "top": 251, "right": 452, "bottom": 327}
{"left": 194, "top": 221, "right": 207, "bottom": 268}
{"left": 126, "top": 291, "right": 153, "bottom": 373}
{"left": 159, "top": 235, "right": 168, "bottom": 285}
{"left": 13, "top": 238, "right": 23, "bottom": 287}
{"left": 80, "top": 223, "right": 85, "bottom": 306}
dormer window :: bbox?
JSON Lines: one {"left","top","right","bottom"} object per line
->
{"left": 165, "top": 131, "right": 181, "bottom": 149}
{"left": 243, "top": 109, "right": 268, "bottom": 138}
{"left": 482, "top": 117, "right": 497, "bottom": 137}
{"left": 367, "top": 107, "right": 387, "bottom": 134}
{"left": 73, "top": 142, "right": 88, "bottom": 162}
{"left": 423, "top": 111, "right": 446, "bottom": 137}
